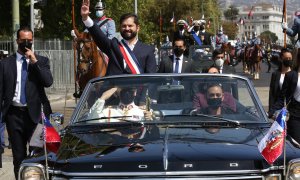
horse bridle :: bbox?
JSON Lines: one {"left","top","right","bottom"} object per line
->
{"left": 77, "top": 39, "right": 97, "bottom": 70}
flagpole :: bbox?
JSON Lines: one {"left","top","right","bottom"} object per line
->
{"left": 283, "top": 119, "right": 287, "bottom": 176}
{"left": 160, "top": 9, "right": 162, "bottom": 45}
{"left": 41, "top": 106, "right": 49, "bottom": 179}
{"left": 283, "top": 0, "right": 287, "bottom": 48}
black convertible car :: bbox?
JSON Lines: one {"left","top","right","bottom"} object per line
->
{"left": 19, "top": 74, "right": 300, "bottom": 180}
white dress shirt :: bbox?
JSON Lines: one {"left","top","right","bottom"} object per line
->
{"left": 173, "top": 55, "right": 183, "bottom": 73}
{"left": 12, "top": 53, "right": 29, "bottom": 106}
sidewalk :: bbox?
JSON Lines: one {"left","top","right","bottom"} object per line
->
{"left": 0, "top": 92, "right": 71, "bottom": 180}
{"left": 0, "top": 87, "right": 270, "bottom": 179}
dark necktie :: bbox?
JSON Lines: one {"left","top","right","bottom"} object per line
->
{"left": 20, "top": 56, "right": 27, "bottom": 105}
{"left": 174, "top": 57, "right": 180, "bottom": 73}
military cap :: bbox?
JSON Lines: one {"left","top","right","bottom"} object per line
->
{"left": 177, "top": 20, "right": 186, "bottom": 25}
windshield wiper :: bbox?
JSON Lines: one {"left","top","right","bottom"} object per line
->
{"left": 163, "top": 114, "right": 240, "bottom": 126}
{"left": 74, "top": 116, "right": 144, "bottom": 125}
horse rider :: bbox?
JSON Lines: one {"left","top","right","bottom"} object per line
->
{"left": 93, "top": 0, "right": 115, "bottom": 39}
{"left": 282, "top": 8, "right": 300, "bottom": 49}
{"left": 215, "top": 26, "right": 228, "bottom": 50}
{"left": 250, "top": 32, "right": 261, "bottom": 47}
{"left": 71, "top": 0, "right": 116, "bottom": 39}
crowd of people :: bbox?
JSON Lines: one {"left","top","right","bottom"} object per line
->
{"left": 0, "top": 0, "right": 299, "bottom": 178}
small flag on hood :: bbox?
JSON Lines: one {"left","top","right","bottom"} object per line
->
{"left": 258, "top": 108, "right": 287, "bottom": 164}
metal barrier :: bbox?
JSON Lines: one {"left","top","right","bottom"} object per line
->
{"left": 35, "top": 50, "right": 75, "bottom": 93}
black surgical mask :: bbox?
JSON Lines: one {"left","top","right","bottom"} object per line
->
{"left": 282, "top": 60, "right": 293, "bottom": 67}
{"left": 200, "top": 25, "right": 205, "bottom": 31}
{"left": 193, "top": 26, "right": 200, "bottom": 32}
{"left": 18, "top": 40, "right": 32, "bottom": 54}
{"left": 207, "top": 98, "right": 222, "bottom": 109}
{"left": 179, "top": 25, "right": 184, "bottom": 31}
{"left": 174, "top": 47, "right": 184, "bottom": 57}
{"left": 119, "top": 89, "right": 136, "bottom": 105}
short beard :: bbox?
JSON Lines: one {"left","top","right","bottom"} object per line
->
{"left": 121, "top": 31, "right": 137, "bottom": 40}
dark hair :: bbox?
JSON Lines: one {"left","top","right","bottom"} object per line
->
{"left": 280, "top": 48, "right": 293, "bottom": 58}
{"left": 202, "top": 65, "right": 220, "bottom": 73}
{"left": 17, "top": 26, "right": 33, "bottom": 39}
{"left": 212, "top": 49, "right": 224, "bottom": 59}
{"left": 173, "top": 37, "right": 186, "bottom": 46}
{"left": 207, "top": 83, "right": 223, "bottom": 92}
{"left": 120, "top": 13, "right": 139, "bottom": 25}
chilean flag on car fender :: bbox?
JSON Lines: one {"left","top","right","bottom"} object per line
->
{"left": 30, "top": 111, "right": 61, "bottom": 153}
{"left": 43, "top": 112, "right": 61, "bottom": 153}
{"left": 258, "top": 108, "right": 287, "bottom": 165}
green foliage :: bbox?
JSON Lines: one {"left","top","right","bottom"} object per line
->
{"left": 223, "top": 5, "right": 239, "bottom": 21}
{"left": 0, "top": 0, "right": 222, "bottom": 43}
{"left": 260, "top": 30, "right": 278, "bottom": 43}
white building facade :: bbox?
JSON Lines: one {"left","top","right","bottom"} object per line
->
{"left": 237, "top": 4, "right": 290, "bottom": 45}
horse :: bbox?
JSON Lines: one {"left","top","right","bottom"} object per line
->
{"left": 221, "top": 43, "right": 232, "bottom": 65}
{"left": 72, "top": 29, "right": 107, "bottom": 97}
{"left": 249, "top": 44, "right": 263, "bottom": 80}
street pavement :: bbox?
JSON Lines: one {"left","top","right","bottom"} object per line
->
{"left": 0, "top": 60, "right": 276, "bottom": 179}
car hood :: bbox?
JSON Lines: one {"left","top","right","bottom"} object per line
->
{"left": 35, "top": 124, "right": 300, "bottom": 173}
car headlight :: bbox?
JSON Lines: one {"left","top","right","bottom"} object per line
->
{"left": 287, "top": 158, "right": 300, "bottom": 180}
{"left": 265, "top": 174, "right": 281, "bottom": 180}
{"left": 19, "top": 163, "right": 46, "bottom": 180}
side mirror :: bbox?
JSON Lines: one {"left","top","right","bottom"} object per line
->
{"left": 50, "top": 112, "right": 64, "bottom": 126}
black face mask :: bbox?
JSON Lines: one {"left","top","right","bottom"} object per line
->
{"left": 207, "top": 98, "right": 222, "bottom": 109}
{"left": 174, "top": 47, "right": 184, "bottom": 57}
{"left": 119, "top": 89, "right": 136, "bottom": 105}
{"left": 200, "top": 25, "right": 205, "bottom": 31}
{"left": 179, "top": 25, "right": 184, "bottom": 31}
{"left": 18, "top": 40, "right": 32, "bottom": 54}
{"left": 282, "top": 60, "right": 293, "bottom": 67}
{"left": 193, "top": 26, "right": 200, "bottom": 32}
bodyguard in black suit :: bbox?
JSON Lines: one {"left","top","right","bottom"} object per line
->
{"left": 0, "top": 27, "right": 53, "bottom": 179}
{"left": 268, "top": 48, "right": 293, "bottom": 113}
{"left": 158, "top": 38, "right": 193, "bottom": 73}
{"left": 269, "top": 51, "right": 300, "bottom": 143}
{"left": 81, "top": 1, "right": 156, "bottom": 75}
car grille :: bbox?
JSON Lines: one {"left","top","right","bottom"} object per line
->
{"left": 52, "top": 175, "right": 266, "bottom": 180}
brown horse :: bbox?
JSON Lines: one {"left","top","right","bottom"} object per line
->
{"left": 221, "top": 43, "right": 232, "bottom": 65}
{"left": 73, "top": 29, "right": 107, "bottom": 97}
{"left": 249, "top": 44, "right": 263, "bottom": 80}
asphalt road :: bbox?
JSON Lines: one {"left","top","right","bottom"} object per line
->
{"left": 0, "top": 60, "right": 277, "bottom": 179}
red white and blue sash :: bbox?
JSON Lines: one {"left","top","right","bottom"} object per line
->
{"left": 119, "top": 39, "right": 143, "bottom": 74}
{"left": 191, "top": 31, "right": 202, "bottom": 46}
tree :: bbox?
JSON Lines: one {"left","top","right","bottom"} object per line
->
{"left": 260, "top": 31, "right": 278, "bottom": 44}
{"left": 223, "top": 5, "right": 239, "bottom": 21}
{"left": 222, "top": 22, "right": 239, "bottom": 40}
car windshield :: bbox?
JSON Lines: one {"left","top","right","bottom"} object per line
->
{"left": 72, "top": 74, "right": 267, "bottom": 125}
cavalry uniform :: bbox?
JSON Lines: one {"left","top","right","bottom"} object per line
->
{"left": 215, "top": 33, "right": 228, "bottom": 49}
{"left": 94, "top": 16, "right": 115, "bottom": 39}
{"left": 283, "top": 10, "right": 300, "bottom": 48}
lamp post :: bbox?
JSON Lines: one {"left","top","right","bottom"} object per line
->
{"left": 135, "top": 0, "right": 137, "bottom": 15}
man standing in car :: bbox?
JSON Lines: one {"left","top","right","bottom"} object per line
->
{"left": 80, "top": 0, "right": 156, "bottom": 75}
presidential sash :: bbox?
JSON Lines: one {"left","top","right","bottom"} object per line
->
{"left": 191, "top": 31, "right": 202, "bottom": 46}
{"left": 119, "top": 39, "right": 143, "bottom": 74}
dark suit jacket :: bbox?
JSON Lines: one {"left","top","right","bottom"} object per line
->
{"left": 88, "top": 24, "right": 156, "bottom": 75}
{"left": 218, "top": 64, "right": 236, "bottom": 74}
{"left": 157, "top": 55, "right": 193, "bottom": 73}
{"left": 268, "top": 70, "right": 282, "bottom": 113}
{"left": 269, "top": 70, "right": 299, "bottom": 117}
{"left": 0, "top": 54, "right": 53, "bottom": 123}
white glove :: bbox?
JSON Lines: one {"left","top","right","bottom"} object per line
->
{"left": 281, "top": 22, "right": 288, "bottom": 30}
{"left": 71, "top": 30, "right": 77, "bottom": 38}
{"left": 88, "top": 99, "right": 105, "bottom": 119}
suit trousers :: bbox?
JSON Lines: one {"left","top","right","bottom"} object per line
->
{"left": 6, "top": 106, "right": 37, "bottom": 180}
{"left": 287, "top": 116, "right": 300, "bottom": 144}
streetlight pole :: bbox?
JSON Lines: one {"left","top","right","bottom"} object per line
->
{"left": 135, "top": 0, "right": 137, "bottom": 15}
{"left": 12, "top": 0, "right": 20, "bottom": 52}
